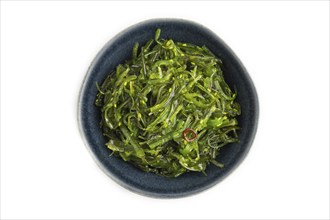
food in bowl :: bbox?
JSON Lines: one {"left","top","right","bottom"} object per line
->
{"left": 95, "top": 29, "right": 240, "bottom": 177}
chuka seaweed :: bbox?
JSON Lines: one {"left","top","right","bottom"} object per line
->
{"left": 95, "top": 29, "right": 241, "bottom": 177}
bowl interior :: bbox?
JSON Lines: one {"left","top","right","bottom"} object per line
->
{"left": 78, "top": 19, "right": 258, "bottom": 198}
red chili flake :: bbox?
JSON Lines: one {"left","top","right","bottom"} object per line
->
{"left": 183, "top": 128, "right": 198, "bottom": 142}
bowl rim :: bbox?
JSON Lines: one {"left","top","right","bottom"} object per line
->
{"left": 77, "top": 18, "right": 259, "bottom": 198}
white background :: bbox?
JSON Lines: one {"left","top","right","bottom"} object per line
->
{"left": 1, "top": 1, "right": 329, "bottom": 220}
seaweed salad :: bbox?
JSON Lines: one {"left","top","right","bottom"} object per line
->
{"left": 95, "top": 29, "right": 240, "bottom": 177}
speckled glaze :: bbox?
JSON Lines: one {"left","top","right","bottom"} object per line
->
{"left": 78, "top": 19, "right": 259, "bottom": 198}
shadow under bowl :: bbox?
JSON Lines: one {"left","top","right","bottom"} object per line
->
{"left": 78, "top": 18, "right": 259, "bottom": 198}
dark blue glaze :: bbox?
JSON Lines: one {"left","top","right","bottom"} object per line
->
{"left": 78, "top": 19, "right": 259, "bottom": 198}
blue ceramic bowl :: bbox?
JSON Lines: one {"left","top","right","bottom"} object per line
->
{"left": 78, "top": 19, "right": 259, "bottom": 198}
